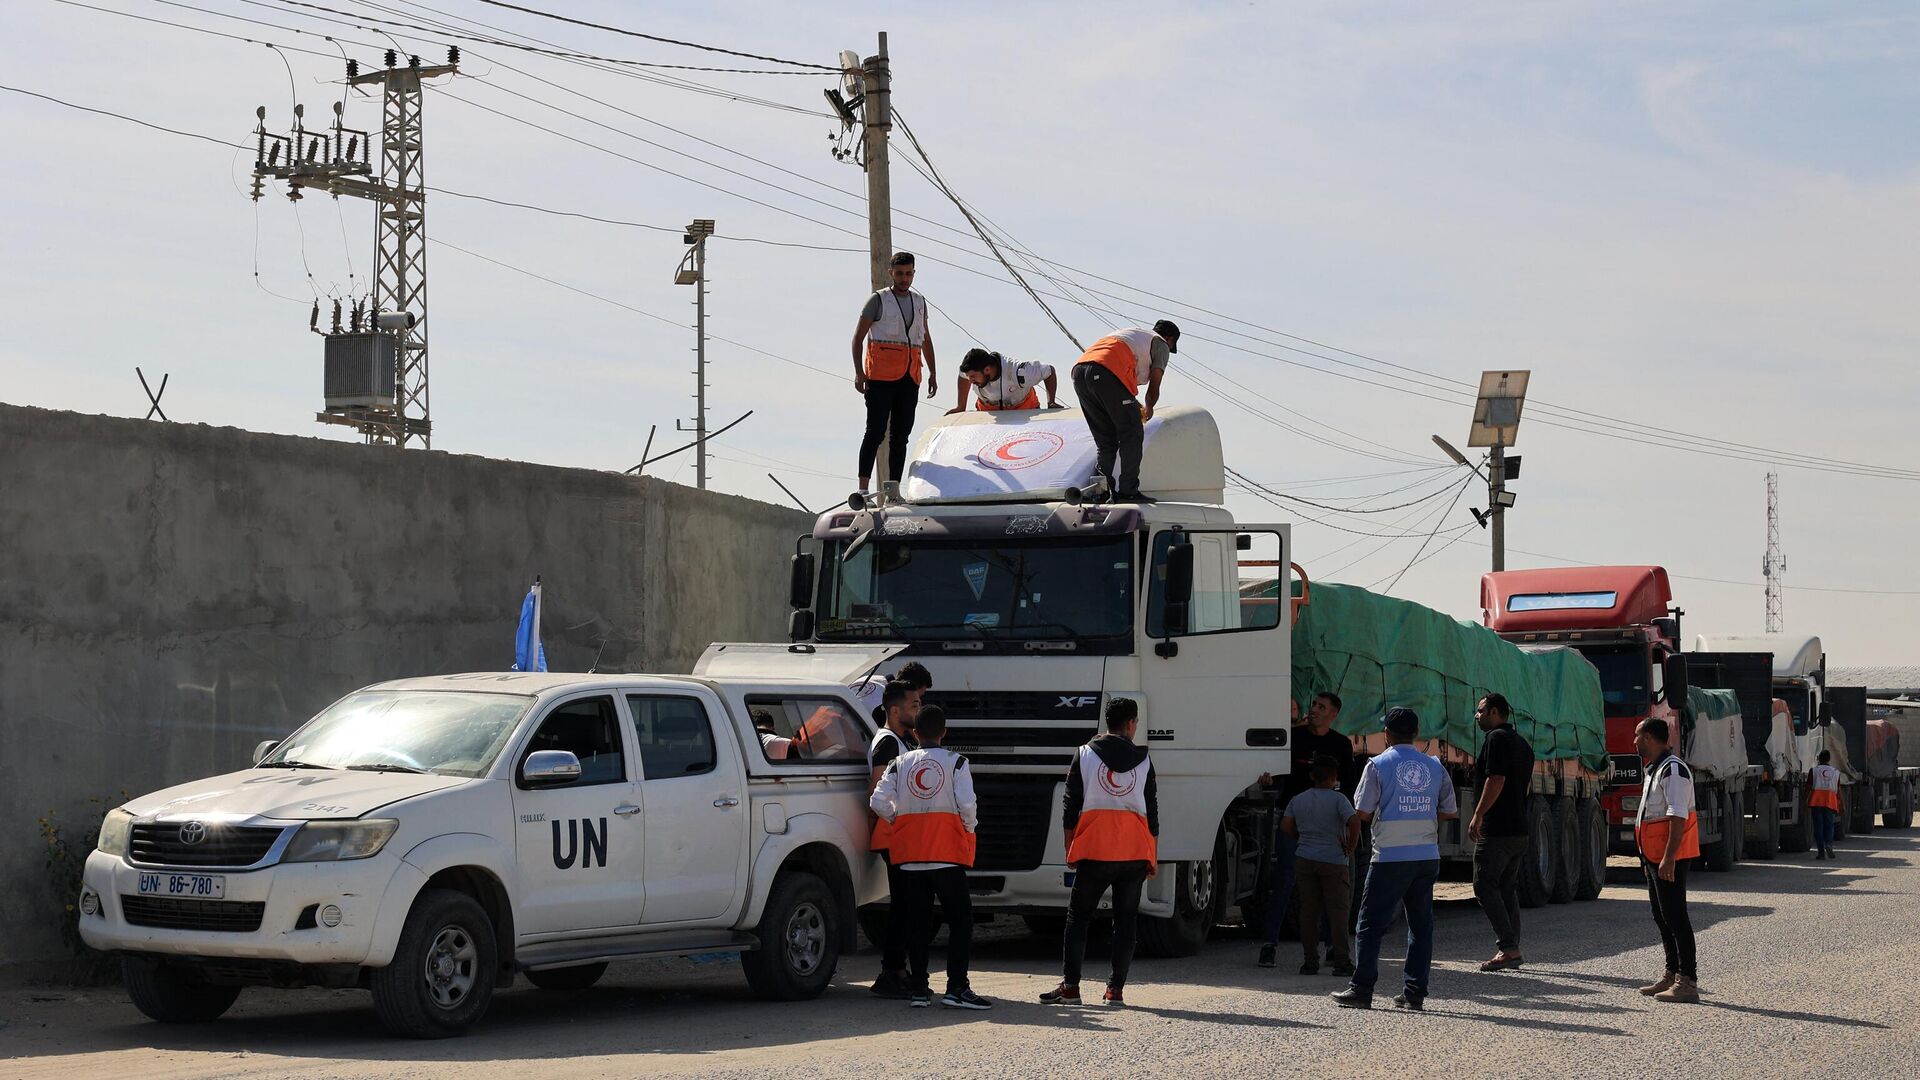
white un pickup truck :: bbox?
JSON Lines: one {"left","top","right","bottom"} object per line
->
{"left": 78, "top": 645, "right": 897, "bottom": 1038}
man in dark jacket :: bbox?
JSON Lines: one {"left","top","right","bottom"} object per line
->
{"left": 1041, "top": 698, "right": 1159, "bottom": 1006}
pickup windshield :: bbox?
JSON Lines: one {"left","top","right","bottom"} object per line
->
{"left": 816, "top": 534, "right": 1133, "bottom": 650}
{"left": 263, "top": 691, "right": 533, "bottom": 778}
{"left": 1576, "top": 643, "right": 1652, "bottom": 719}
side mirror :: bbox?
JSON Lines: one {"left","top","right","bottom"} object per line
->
{"left": 1162, "top": 540, "right": 1195, "bottom": 637}
{"left": 1662, "top": 655, "right": 1689, "bottom": 704}
{"left": 521, "top": 750, "right": 583, "bottom": 788}
{"left": 789, "top": 551, "right": 815, "bottom": 609}
{"left": 788, "top": 609, "right": 816, "bottom": 642}
{"left": 252, "top": 740, "right": 279, "bottom": 766}
{"left": 1818, "top": 700, "right": 1833, "bottom": 724}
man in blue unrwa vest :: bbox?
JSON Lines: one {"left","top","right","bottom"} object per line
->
{"left": 1333, "top": 707, "right": 1459, "bottom": 1011}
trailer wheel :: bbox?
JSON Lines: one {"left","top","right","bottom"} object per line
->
{"left": 1778, "top": 790, "right": 1811, "bottom": 854}
{"left": 1517, "top": 796, "right": 1554, "bottom": 908}
{"left": 1745, "top": 788, "right": 1780, "bottom": 860}
{"left": 1573, "top": 796, "right": 1605, "bottom": 901}
{"left": 1700, "top": 788, "right": 1736, "bottom": 872}
{"left": 1726, "top": 789, "right": 1745, "bottom": 865}
{"left": 1834, "top": 787, "right": 1852, "bottom": 841}
{"left": 1886, "top": 781, "right": 1915, "bottom": 830}
{"left": 1548, "top": 796, "right": 1578, "bottom": 903}
{"left": 1849, "top": 783, "right": 1877, "bottom": 834}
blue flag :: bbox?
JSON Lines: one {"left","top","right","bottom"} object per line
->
{"left": 512, "top": 581, "right": 547, "bottom": 672}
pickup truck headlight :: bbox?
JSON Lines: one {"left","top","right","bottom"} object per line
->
{"left": 96, "top": 809, "right": 134, "bottom": 857}
{"left": 283, "top": 819, "right": 398, "bottom": 863}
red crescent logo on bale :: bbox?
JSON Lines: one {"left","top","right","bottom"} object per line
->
{"left": 1097, "top": 765, "right": 1138, "bottom": 798}
{"left": 909, "top": 760, "right": 947, "bottom": 800}
{"left": 977, "top": 431, "right": 1065, "bottom": 472}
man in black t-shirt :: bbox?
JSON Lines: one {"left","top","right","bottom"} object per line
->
{"left": 1467, "top": 692, "right": 1534, "bottom": 971}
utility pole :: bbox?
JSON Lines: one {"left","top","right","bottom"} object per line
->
{"left": 1489, "top": 443, "right": 1507, "bottom": 572}
{"left": 861, "top": 33, "right": 894, "bottom": 490}
{"left": 254, "top": 49, "right": 457, "bottom": 447}
{"left": 1764, "top": 471, "right": 1786, "bottom": 632}
{"left": 674, "top": 219, "right": 715, "bottom": 489}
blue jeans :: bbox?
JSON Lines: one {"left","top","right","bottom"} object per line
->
{"left": 1812, "top": 807, "right": 1837, "bottom": 852}
{"left": 1351, "top": 857, "right": 1440, "bottom": 998}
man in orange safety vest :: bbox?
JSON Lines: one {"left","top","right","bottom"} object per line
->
{"left": 1069, "top": 320, "right": 1177, "bottom": 501}
{"left": 1633, "top": 717, "right": 1700, "bottom": 1003}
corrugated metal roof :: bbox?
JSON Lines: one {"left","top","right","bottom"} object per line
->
{"left": 1830, "top": 666, "right": 1920, "bottom": 694}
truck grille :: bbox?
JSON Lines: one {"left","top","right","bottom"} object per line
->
{"left": 972, "top": 774, "right": 1059, "bottom": 872}
{"left": 121, "top": 896, "right": 267, "bottom": 933}
{"left": 936, "top": 691, "right": 1102, "bottom": 724}
{"left": 130, "top": 823, "right": 285, "bottom": 867}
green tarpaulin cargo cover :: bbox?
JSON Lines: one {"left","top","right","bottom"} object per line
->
{"left": 1291, "top": 582, "right": 1607, "bottom": 773}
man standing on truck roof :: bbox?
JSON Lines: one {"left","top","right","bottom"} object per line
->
{"left": 865, "top": 679, "right": 922, "bottom": 999}
{"left": 1041, "top": 698, "right": 1159, "bottom": 1007}
{"left": 870, "top": 705, "right": 991, "bottom": 1010}
{"left": 1257, "top": 692, "right": 1355, "bottom": 968}
{"left": 1468, "top": 692, "right": 1533, "bottom": 972}
{"left": 1333, "top": 707, "right": 1457, "bottom": 1012}
{"left": 1810, "top": 750, "right": 1841, "bottom": 860}
{"left": 1633, "top": 717, "right": 1701, "bottom": 1004}
{"left": 949, "top": 349, "right": 1059, "bottom": 413}
{"left": 1070, "top": 321, "right": 1178, "bottom": 502}
{"left": 852, "top": 252, "right": 937, "bottom": 495}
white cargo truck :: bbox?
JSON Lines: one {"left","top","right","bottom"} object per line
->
{"left": 781, "top": 405, "right": 1294, "bottom": 955}
{"left": 79, "top": 660, "right": 894, "bottom": 1037}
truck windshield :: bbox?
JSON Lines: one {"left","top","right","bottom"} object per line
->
{"left": 1577, "top": 643, "right": 1651, "bottom": 718}
{"left": 1778, "top": 685, "right": 1812, "bottom": 734}
{"left": 816, "top": 534, "right": 1133, "bottom": 649}
{"left": 264, "top": 691, "right": 532, "bottom": 778}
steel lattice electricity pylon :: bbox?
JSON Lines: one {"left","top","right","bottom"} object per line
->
{"left": 253, "top": 50, "right": 456, "bottom": 447}
{"left": 1763, "top": 471, "right": 1786, "bottom": 632}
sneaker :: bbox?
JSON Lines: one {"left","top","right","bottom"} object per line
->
{"left": 1257, "top": 944, "right": 1277, "bottom": 968}
{"left": 869, "top": 971, "right": 913, "bottom": 999}
{"left": 942, "top": 989, "right": 993, "bottom": 1010}
{"left": 1654, "top": 976, "right": 1699, "bottom": 1004}
{"left": 1298, "top": 962, "right": 1320, "bottom": 976}
{"left": 1638, "top": 972, "right": 1676, "bottom": 997}
{"left": 1039, "top": 983, "right": 1082, "bottom": 1005}
{"left": 1103, "top": 986, "right": 1125, "bottom": 1007}
{"left": 909, "top": 991, "right": 932, "bottom": 1008}
{"left": 1330, "top": 963, "right": 1354, "bottom": 978}
{"left": 1330, "top": 987, "right": 1372, "bottom": 1010}
{"left": 1392, "top": 993, "right": 1425, "bottom": 1012}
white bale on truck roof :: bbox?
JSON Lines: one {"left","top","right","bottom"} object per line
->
{"left": 898, "top": 404, "right": 1225, "bottom": 505}
{"left": 1694, "top": 633, "right": 1824, "bottom": 679}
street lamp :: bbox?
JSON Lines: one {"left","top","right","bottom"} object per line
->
{"left": 1434, "top": 369, "right": 1530, "bottom": 572}
{"left": 673, "top": 219, "right": 715, "bottom": 489}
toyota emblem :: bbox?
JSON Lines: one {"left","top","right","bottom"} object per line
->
{"left": 177, "top": 821, "right": 209, "bottom": 846}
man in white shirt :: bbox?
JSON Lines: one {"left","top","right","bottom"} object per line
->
{"left": 1633, "top": 717, "right": 1700, "bottom": 1003}
{"left": 949, "top": 349, "right": 1059, "bottom": 413}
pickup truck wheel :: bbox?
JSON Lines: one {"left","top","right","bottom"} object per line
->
{"left": 121, "top": 957, "right": 241, "bottom": 1023}
{"left": 1572, "top": 797, "right": 1605, "bottom": 901}
{"left": 1517, "top": 796, "right": 1553, "bottom": 908}
{"left": 525, "top": 962, "right": 609, "bottom": 991}
{"left": 370, "top": 888, "right": 497, "bottom": 1039}
{"left": 743, "top": 871, "right": 839, "bottom": 1000}
{"left": 1022, "top": 914, "right": 1066, "bottom": 938}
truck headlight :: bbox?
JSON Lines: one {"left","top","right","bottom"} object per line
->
{"left": 283, "top": 819, "right": 398, "bottom": 863}
{"left": 96, "top": 809, "right": 134, "bottom": 857}
{"left": 1621, "top": 797, "right": 1641, "bottom": 813}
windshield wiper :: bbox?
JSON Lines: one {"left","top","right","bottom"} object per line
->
{"left": 347, "top": 763, "right": 427, "bottom": 774}
{"left": 257, "top": 760, "right": 334, "bottom": 770}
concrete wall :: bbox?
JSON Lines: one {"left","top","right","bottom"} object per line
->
{"left": 0, "top": 404, "right": 810, "bottom": 980}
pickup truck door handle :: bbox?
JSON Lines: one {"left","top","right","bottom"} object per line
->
{"left": 712, "top": 796, "right": 740, "bottom": 808}
{"left": 613, "top": 804, "right": 643, "bottom": 817}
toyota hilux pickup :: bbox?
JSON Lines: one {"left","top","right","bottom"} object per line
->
{"left": 78, "top": 645, "right": 896, "bottom": 1037}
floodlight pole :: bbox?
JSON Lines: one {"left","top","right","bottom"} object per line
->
{"left": 1490, "top": 443, "right": 1507, "bottom": 572}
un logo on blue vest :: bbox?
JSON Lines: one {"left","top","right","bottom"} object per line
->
{"left": 1394, "top": 759, "right": 1434, "bottom": 794}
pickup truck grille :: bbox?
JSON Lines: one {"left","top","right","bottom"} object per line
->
{"left": 130, "top": 823, "right": 285, "bottom": 867}
{"left": 971, "top": 774, "right": 1059, "bottom": 872}
{"left": 121, "top": 896, "right": 267, "bottom": 933}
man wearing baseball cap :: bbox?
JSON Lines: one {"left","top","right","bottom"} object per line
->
{"left": 1333, "top": 707, "right": 1458, "bottom": 1012}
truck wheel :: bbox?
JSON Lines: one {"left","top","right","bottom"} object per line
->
{"left": 370, "top": 888, "right": 497, "bottom": 1039}
{"left": 1515, "top": 796, "right": 1554, "bottom": 908}
{"left": 1888, "top": 781, "right": 1915, "bottom": 830}
{"left": 525, "top": 963, "right": 608, "bottom": 991}
{"left": 1548, "top": 796, "right": 1578, "bottom": 903}
{"left": 1746, "top": 788, "right": 1780, "bottom": 860}
{"left": 121, "top": 957, "right": 241, "bottom": 1024}
{"left": 1139, "top": 829, "right": 1226, "bottom": 958}
{"left": 1850, "top": 784, "right": 1876, "bottom": 834}
{"left": 1573, "top": 796, "right": 1605, "bottom": 901}
{"left": 1778, "top": 790, "right": 1811, "bottom": 853}
{"left": 1834, "top": 788, "right": 1852, "bottom": 840}
{"left": 1726, "top": 789, "right": 1746, "bottom": 865}
{"left": 743, "top": 871, "right": 840, "bottom": 1000}
{"left": 1700, "top": 788, "right": 1735, "bottom": 872}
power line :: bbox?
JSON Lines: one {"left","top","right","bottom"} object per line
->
{"left": 1226, "top": 465, "right": 1461, "bottom": 514}
{"left": 1374, "top": 477, "right": 1478, "bottom": 594}
{"left": 464, "top": 0, "right": 840, "bottom": 70}
{"left": 1503, "top": 547, "right": 1920, "bottom": 596}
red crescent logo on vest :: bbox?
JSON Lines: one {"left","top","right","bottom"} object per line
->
{"left": 977, "top": 431, "right": 1065, "bottom": 472}
{"left": 1097, "top": 764, "right": 1138, "bottom": 798}
{"left": 909, "top": 760, "right": 947, "bottom": 800}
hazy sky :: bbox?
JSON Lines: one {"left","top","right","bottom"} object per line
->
{"left": 5, "top": 1, "right": 1918, "bottom": 660}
